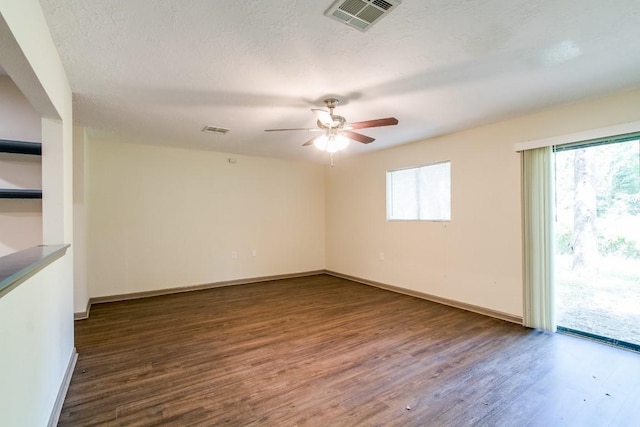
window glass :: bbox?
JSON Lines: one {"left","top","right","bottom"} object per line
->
{"left": 387, "top": 161, "right": 451, "bottom": 221}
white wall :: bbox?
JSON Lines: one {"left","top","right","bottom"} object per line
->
{"left": 0, "top": 75, "right": 42, "bottom": 256}
{"left": 0, "top": 0, "right": 74, "bottom": 425}
{"left": 73, "top": 126, "right": 88, "bottom": 313}
{"left": 0, "top": 74, "right": 41, "bottom": 141}
{"left": 326, "top": 88, "right": 640, "bottom": 318}
{"left": 0, "top": 259, "right": 72, "bottom": 427}
{"left": 86, "top": 139, "right": 325, "bottom": 298}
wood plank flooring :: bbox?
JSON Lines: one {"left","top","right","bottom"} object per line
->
{"left": 59, "top": 274, "right": 640, "bottom": 426}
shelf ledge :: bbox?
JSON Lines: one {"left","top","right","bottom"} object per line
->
{"left": 0, "top": 189, "right": 42, "bottom": 199}
{"left": 0, "top": 245, "right": 70, "bottom": 299}
{"left": 0, "top": 139, "right": 42, "bottom": 156}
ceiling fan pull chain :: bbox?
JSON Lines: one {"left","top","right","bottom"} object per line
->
{"left": 330, "top": 153, "right": 335, "bottom": 167}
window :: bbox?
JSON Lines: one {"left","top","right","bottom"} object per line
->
{"left": 386, "top": 161, "right": 451, "bottom": 221}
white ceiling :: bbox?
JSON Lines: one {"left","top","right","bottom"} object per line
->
{"left": 37, "top": 0, "right": 640, "bottom": 163}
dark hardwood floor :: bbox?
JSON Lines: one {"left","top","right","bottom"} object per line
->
{"left": 60, "top": 274, "right": 640, "bottom": 426}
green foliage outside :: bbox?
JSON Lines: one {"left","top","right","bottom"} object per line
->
{"left": 556, "top": 230, "right": 640, "bottom": 259}
{"left": 555, "top": 139, "right": 640, "bottom": 261}
{"left": 554, "top": 138, "right": 640, "bottom": 346}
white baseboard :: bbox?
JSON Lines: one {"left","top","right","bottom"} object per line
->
{"left": 74, "top": 270, "right": 523, "bottom": 325}
{"left": 48, "top": 348, "right": 78, "bottom": 427}
{"left": 74, "top": 301, "right": 91, "bottom": 320}
{"left": 325, "top": 270, "right": 523, "bottom": 324}
{"left": 74, "top": 270, "right": 325, "bottom": 320}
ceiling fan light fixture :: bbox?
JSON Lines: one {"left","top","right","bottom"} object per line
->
{"left": 314, "top": 134, "right": 329, "bottom": 151}
{"left": 333, "top": 134, "right": 350, "bottom": 151}
{"left": 314, "top": 133, "right": 350, "bottom": 153}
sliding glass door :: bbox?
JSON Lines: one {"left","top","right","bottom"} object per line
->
{"left": 554, "top": 135, "right": 640, "bottom": 350}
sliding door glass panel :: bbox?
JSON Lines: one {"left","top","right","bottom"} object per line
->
{"left": 554, "top": 136, "right": 640, "bottom": 349}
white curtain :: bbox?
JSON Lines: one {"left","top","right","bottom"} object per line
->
{"left": 522, "top": 146, "right": 556, "bottom": 332}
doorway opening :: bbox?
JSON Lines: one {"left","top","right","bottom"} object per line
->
{"left": 554, "top": 134, "right": 640, "bottom": 351}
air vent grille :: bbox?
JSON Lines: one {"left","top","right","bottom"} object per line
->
{"left": 325, "top": 0, "right": 401, "bottom": 32}
{"left": 339, "top": 0, "right": 367, "bottom": 15}
{"left": 372, "top": 0, "right": 392, "bottom": 10}
{"left": 201, "top": 126, "right": 230, "bottom": 135}
{"left": 357, "top": 5, "right": 385, "bottom": 23}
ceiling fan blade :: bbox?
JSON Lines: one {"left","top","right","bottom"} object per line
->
{"left": 343, "top": 130, "right": 375, "bottom": 144}
{"left": 348, "top": 117, "right": 398, "bottom": 129}
{"left": 312, "top": 109, "right": 333, "bottom": 126}
{"left": 302, "top": 136, "right": 320, "bottom": 146}
{"left": 264, "top": 127, "right": 323, "bottom": 132}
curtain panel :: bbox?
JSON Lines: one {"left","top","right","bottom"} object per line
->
{"left": 522, "top": 146, "right": 556, "bottom": 332}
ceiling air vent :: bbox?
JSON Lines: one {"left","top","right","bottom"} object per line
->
{"left": 201, "top": 126, "right": 230, "bottom": 135}
{"left": 325, "top": 0, "right": 401, "bottom": 32}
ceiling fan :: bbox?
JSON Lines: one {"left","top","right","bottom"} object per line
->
{"left": 265, "top": 98, "right": 398, "bottom": 157}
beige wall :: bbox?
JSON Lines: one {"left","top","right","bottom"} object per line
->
{"left": 326, "top": 88, "right": 640, "bottom": 318}
{"left": 85, "top": 139, "right": 326, "bottom": 298}
{"left": 0, "top": 75, "right": 43, "bottom": 256}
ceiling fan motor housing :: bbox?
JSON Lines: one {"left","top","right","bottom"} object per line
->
{"left": 317, "top": 115, "right": 346, "bottom": 129}
{"left": 324, "top": 98, "right": 339, "bottom": 110}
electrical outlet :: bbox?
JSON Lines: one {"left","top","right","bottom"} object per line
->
{"left": 252, "top": 249, "right": 257, "bottom": 257}
{"left": 231, "top": 251, "right": 237, "bottom": 259}
{"left": 379, "top": 252, "right": 385, "bottom": 261}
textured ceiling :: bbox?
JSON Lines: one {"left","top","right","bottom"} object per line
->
{"left": 36, "top": 0, "right": 640, "bottom": 163}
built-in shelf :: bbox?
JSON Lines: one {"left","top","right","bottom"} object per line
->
{"left": 0, "top": 138, "right": 42, "bottom": 155}
{"left": 0, "top": 139, "right": 42, "bottom": 199}
{"left": 0, "top": 189, "right": 42, "bottom": 199}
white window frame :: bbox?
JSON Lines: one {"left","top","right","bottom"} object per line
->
{"left": 386, "top": 161, "right": 451, "bottom": 221}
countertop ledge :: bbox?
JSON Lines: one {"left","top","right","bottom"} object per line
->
{"left": 0, "top": 245, "right": 70, "bottom": 298}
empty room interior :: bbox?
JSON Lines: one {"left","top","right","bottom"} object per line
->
{"left": 1, "top": 1, "right": 640, "bottom": 426}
